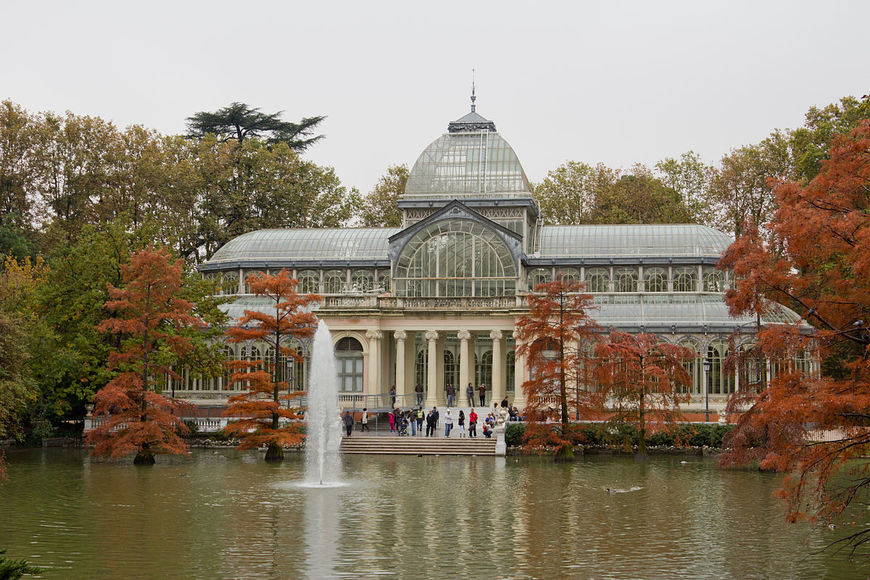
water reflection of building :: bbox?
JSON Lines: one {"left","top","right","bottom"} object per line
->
{"left": 185, "top": 98, "right": 814, "bottom": 415}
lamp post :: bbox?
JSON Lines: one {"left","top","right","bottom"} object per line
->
{"left": 702, "top": 357, "right": 712, "bottom": 422}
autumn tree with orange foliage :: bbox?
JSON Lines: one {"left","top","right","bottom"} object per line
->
{"left": 86, "top": 246, "right": 205, "bottom": 465}
{"left": 515, "top": 277, "right": 601, "bottom": 459}
{"left": 595, "top": 332, "right": 693, "bottom": 456}
{"left": 719, "top": 120, "right": 870, "bottom": 555}
{"left": 224, "top": 270, "right": 320, "bottom": 462}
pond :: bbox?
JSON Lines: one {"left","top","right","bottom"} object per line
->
{"left": 0, "top": 448, "right": 865, "bottom": 579}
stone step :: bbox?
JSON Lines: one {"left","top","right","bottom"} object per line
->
{"left": 340, "top": 436, "right": 497, "bottom": 456}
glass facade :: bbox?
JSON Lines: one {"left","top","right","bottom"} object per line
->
{"left": 395, "top": 219, "right": 517, "bottom": 297}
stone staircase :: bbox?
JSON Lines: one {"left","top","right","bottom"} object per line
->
{"left": 340, "top": 436, "right": 497, "bottom": 456}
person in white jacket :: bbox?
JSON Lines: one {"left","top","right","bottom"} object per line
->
{"left": 444, "top": 408, "right": 454, "bottom": 437}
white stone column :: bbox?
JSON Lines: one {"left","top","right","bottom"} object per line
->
{"left": 458, "top": 329, "right": 471, "bottom": 406}
{"left": 513, "top": 339, "right": 527, "bottom": 409}
{"left": 491, "top": 329, "right": 504, "bottom": 407}
{"left": 425, "top": 330, "right": 439, "bottom": 408}
{"left": 366, "top": 329, "right": 383, "bottom": 403}
{"left": 395, "top": 330, "right": 407, "bottom": 400}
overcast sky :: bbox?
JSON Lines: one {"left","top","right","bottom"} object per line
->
{"left": 2, "top": 1, "right": 867, "bottom": 195}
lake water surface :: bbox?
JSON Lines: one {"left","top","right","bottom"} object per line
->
{"left": 0, "top": 448, "right": 866, "bottom": 579}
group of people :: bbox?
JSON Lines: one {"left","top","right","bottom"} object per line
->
{"left": 409, "top": 382, "right": 492, "bottom": 407}
{"left": 341, "top": 389, "right": 522, "bottom": 437}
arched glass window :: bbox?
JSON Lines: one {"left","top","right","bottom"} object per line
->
{"left": 444, "top": 350, "right": 458, "bottom": 394}
{"left": 558, "top": 268, "right": 580, "bottom": 285}
{"left": 377, "top": 270, "right": 391, "bottom": 293}
{"left": 221, "top": 271, "right": 239, "bottom": 295}
{"left": 324, "top": 270, "right": 346, "bottom": 294}
{"left": 244, "top": 270, "right": 265, "bottom": 293}
{"left": 297, "top": 270, "right": 318, "bottom": 294}
{"left": 352, "top": 270, "right": 373, "bottom": 293}
{"left": 644, "top": 267, "right": 668, "bottom": 293}
{"left": 395, "top": 219, "right": 517, "bottom": 297}
{"left": 335, "top": 337, "right": 363, "bottom": 392}
{"left": 702, "top": 267, "right": 725, "bottom": 292}
{"left": 415, "top": 349, "right": 427, "bottom": 391}
{"left": 707, "top": 341, "right": 734, "bottom": 395}
{"left": 528, "top": 268, "right": 552, "bottom": 291}
{"left": 477, "top": 350, "right": 493, "bottom": 390}
{"left": 506, "top": 350, "right": 516, "bottom": 395}
{"left": 585, "top": 268, "right": 610, "bottom": 293}
{"left": 673, "top": 267, "right": 697, "bottom": 292}
{"left": 221, "top": 346, "right": 234, "bottom": 390}
{"left": 614, "top": 267, "right": 638, "bottom": 292}
{"left": 678, "top": 339, "right": 701, "bottom": 395}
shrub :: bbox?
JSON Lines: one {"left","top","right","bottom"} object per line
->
{"left": 505, "top": 422, "right": 526, "bottom": 447}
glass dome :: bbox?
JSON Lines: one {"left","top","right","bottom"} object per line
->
{"left": 403, "top": 118, "right": 533, "bottom": 199}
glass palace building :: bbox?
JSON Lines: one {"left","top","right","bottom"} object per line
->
{"left": 192, "top": 103, "right": 812, "bottom": 414}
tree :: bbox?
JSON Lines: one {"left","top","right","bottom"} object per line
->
{"left": 0, "top": 549, "right": 40, "bottom": 579}
{"left": 515, "top": 277, "right": 601, "bottom": 459}
{"left": 86, "top": 246, "right": 207, "bottom": 464}
{"left": 534, "top": 162, "right": 695, "bottom": 225}
{"left": 0, "top": 312, "right": 37, "bottom": 441}
{"left": 534, "top": 162, "right": 615, "bottom": 224}
{"left": 595, "top": 332, "right": 692, "bottom": 456}
{"left": 718, "top": 120, "right": 870, "bottom": 554}
{"left": 224, "top": 270, "right": 320, "bottom": 462}
{"left": 587, "top": 165, "right": 694, "bottom": 224}
{"left": 790, "top": 95, "right": 870, "bottom": 182}
{"left": 708, "top": 132, "right": 791, "bottom": 239}
{"left": 655, "top": 151, "right": 715, "bottom": 224}
{"left": 359, "top": 164, "right": 407, "bottom": 227}
{"left": 186, "top": 102, "right": 325, "bottom": 152}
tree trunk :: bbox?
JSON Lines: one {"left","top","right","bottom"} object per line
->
{"left": 264, "top": 442, "right": 284, "bottom": 462}
{"left": 554, "top": 441, "right": 574, "bottom": 462}
{"left": 134, "top": 444, "right": 155, "bottom": 465}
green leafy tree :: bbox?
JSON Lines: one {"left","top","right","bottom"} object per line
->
{"left": 360, "top": 164, "right": 407, "bottom": 227}
{"left": 587, "top": 166, "right": 693, "bottom": 224}
{"left": 790, "top": 95, "right": 870, "bottom": 182}
{"left": 186, "top": 102, "right": 325, "bottom": 152}
{"left": 534, "top": 162, "right": 615, "bottom": 224}
{"left": 655, "top": 151, "right": 715, "bottom": 224}
{"left": 0, "top": 549, "right": 40, "bottom": 579}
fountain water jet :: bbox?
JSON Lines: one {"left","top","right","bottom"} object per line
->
{"left": 303, "top": 320, "right": 343, "bottom": 487}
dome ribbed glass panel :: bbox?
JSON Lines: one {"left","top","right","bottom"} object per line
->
{"left": 404, "top": 131, "right": 533, "bottom": 199}
{"left": 207, "top": 228, "right": 399, "bottom": 264}
{"left": 538, "top": 225, "right": 732, "bottom": 258}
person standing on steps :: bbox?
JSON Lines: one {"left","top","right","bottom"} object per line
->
{"left": 433, "top": 406, "right": 440, "bottom": 433}
{"left": 390, "top": 385, "right": 396, "bottom": 408}
{"left": 343, "top": 410, "right": 354, "bottom": 437}
{"left": 478, "top": 383, "right": 487, "bottom": 407}
{"left": 468, "top": 408, "right": 478, "bottom": 438}
{"left": 457, "top": 409, "right": 466, "bottom": 437}
{"left": 446, "top": 383, "right": 456, "bottom": 407}
{"left": 388, "top": 408, "right": 396, "bottom": 434}
{"left": 444, "top": 408, "right": 453, "bottom": 437}
{"left": 416, "top": 407, "right": 424, "bottom": 435}
{"left": 425, "top": 408, "right": 436, "bottom": 437}
{"left": 466, "top": 382, "right": 475, "bottom": 408}
{"left": 360, "top": 408, "right": 369, "bottom": 432}
{"left": 415, "top": 382, "right": 423, "bottom": 405}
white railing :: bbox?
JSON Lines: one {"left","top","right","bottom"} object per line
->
{"left": 324, "top": 295, "right": 522, "bottom": 311}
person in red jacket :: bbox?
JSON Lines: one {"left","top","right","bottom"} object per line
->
{"left": 468, "top": 409, "right": 478, "bottom": 438}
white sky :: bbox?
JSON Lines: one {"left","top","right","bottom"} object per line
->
{"left": 2, "top": 1, "right": 867, "bottom": 195}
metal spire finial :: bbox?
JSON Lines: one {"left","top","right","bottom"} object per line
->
{"left": 471, "top": 68, "right": 477, "bottom": 112}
